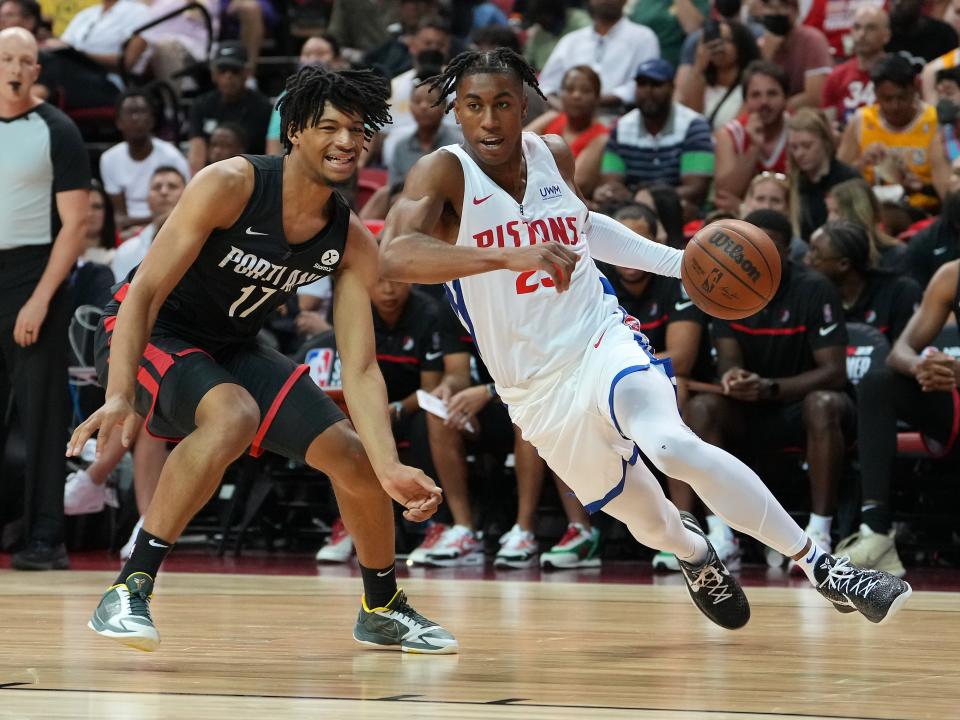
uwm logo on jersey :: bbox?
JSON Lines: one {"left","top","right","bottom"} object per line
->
{"left": 472, "top": 216, "right": 580, "bottom": 249}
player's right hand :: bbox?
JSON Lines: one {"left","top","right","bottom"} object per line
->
{"left": 67, "top": 394, "right": 140, "bottom": 458}
{"left": 503, "top": 243, "right": 580, "bottom": 292}
{"left": 380, "top": 462, "right": 444, "bottom": 522}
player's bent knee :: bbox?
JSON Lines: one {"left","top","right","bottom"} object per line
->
{"left": 681, "top": 393, "right": 724, "bottom": 432}
{"left": 644, "top": 429, "right": 707, "bottom": 479}
{"left": 306, "top": 422, "right": 378, "bottom": 493}
{"left": 801, "top": 390, "right": 844, "bottom": 426}
{"left": 196, "top": 385, "right": 261, "bottom": 454}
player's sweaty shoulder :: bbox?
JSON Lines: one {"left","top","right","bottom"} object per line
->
{"left": 405, "top": 147, "right": 465, "bottom": 212}
{"left": 186, "top": 156, "right": 255, "bottom": 228}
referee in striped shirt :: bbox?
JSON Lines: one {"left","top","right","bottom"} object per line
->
{"left": 0, "top": 28, "right": 90, "bottom": 569}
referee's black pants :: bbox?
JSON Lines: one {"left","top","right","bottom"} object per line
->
{"left": 0, "top": 246, "right": 71, "bottom": 545}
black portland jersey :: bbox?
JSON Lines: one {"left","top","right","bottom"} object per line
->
{"left": 153, "top": 155, "right": 349, "bottom": 349}
{"left": 714, "top": 262, "right": 847, "bottom": 378}
{"left": 844, "top": 273, "right": 921, "bottom": 344}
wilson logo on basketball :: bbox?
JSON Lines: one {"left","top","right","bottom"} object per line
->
{"left": 707, "top": 232, "right": 762, "bottom": 283}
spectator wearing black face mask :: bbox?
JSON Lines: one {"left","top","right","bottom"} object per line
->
{"left": 756, "top": 0, "right": 832, "bottom": 111}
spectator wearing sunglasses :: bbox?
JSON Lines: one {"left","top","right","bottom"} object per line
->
{"left": 593, "top": 58, "right": 714, "bottom": 216}
{"left": 187, "top": 42, "right": 272, "bottom": 174}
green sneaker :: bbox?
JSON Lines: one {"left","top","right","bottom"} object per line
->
{"left": 353, "top": 589, "right": 458, "bottom": 654}
{"left": 540, "top": 523, "right": 601, "bottom": 569}
{"left": 88, "top": 572, "right": 159, "bottom": 652}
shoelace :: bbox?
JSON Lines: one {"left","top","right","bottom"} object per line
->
{"left": 393, "top": 594, "right": 434, "bottom": 629}
{"left": 688, "top": 563, "right": 733, "bottom": 604}
{"left": 819, "top": 556, "right": 883, "bottom": 599}
{"left": 128, "top": 590, "right": 152, "bottom": 620}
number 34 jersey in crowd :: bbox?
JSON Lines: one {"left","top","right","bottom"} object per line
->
{"left": 443, "top": 133, "right": 624, "bottom": 391}
{"left": 148, "top": 154, "right": 349, "bottom": 351}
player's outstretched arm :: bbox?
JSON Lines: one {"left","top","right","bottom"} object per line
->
{"left": 334, "top": 215, "right": 442, "bottom": 522}
{"left": 542, "top": 134, "right": 683, "bottom": 278}
{"left": 67, "top": 159, "right": 253, "bottom": 457}
{"left": 380, "top": 150, "right": 580, "bottom": 290}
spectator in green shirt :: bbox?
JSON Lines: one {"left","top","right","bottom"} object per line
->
{"left": 628, "top": 0, "right": 710, "bottom": 68}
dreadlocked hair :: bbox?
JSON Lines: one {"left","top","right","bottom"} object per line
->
{"left": 418, "top": 48, "right": 546, "bottom": 112}
{"left": 277, "top": 65, "right": 392, "bottom": 153}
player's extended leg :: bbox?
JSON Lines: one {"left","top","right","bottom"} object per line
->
{"left": 611, "top": 367, "right": 912, "bottom": 624}
{"left": 304, "top": 420, "right": 458, "bottom": 654}
{"left": 602, "top": 461, "right": 751, "bottom": 630}
{"left": 89, "top": 383, "right": 262, "bottom": 651}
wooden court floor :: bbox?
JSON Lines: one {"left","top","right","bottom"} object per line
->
{"left": 0, "top": 570, "right": 957, "bottom": 720}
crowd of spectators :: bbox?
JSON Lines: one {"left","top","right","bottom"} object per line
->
{"left": 2, "top": 0, "right": 959, "bottom": 579}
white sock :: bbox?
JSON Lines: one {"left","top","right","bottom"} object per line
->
{"left": 795, "top": 539, "right": 827, "bottom": 585}
{"left": 675, "top": 531, "right": 709, "bottom": 565}
{"left": 705, "top": 515, "right": 733, "bottom": 541}
{"left": 75, "top": 468, "right": 93, "bottom": 485}
{"left": 807, "top": 513, "right": 832, "bottom": 538}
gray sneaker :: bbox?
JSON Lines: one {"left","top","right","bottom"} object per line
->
{"left": 813, "top": 554, "right": 912, "bottom": 624}
{"left": 88, "top": 572, "right": 160, "bottom": 652}
{"left": 677, "top": 512, "right": 751, "bottom": 630}
{"left": 353, "top": 590, "right": 458, "bottom": 654}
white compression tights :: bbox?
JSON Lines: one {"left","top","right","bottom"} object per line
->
{"left": 602, "top": 367, "right": 808, "bottom": 559}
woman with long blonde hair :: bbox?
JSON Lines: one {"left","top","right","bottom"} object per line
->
{"left": 826, "top": 178, "right": 907, "bottom": 271}
{"left": 787, "top": 108, "right": 860, "bottom": 240}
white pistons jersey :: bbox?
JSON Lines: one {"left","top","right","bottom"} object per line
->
{"left": 443, "top": 133, "right": 627, "bottom": 392}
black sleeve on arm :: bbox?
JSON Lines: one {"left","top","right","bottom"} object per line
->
{"left": 890, "top": 277, "right": 923, "bottom": 342}
{"left": 41, "top": 104, "right": 90, "bottom": 192}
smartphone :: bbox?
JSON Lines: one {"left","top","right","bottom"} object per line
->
{"left": 703, "top": 19, "right": 721, "bottom": 43}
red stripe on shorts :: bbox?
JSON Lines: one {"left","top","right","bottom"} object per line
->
{"left": 249, "top": 364, "right": 310, "bottom": 458}
{"left": 114, "top": 283, "right": 130, "bottom": 302}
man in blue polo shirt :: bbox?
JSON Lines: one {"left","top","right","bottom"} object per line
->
{"left": 595, "top": 58, "right": 714, "bottom": 216}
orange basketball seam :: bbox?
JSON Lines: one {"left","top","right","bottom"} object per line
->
{"left": 694, "top": 242, "right": 770, "bottom": 303}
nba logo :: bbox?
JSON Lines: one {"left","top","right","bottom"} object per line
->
{"left": 306, "top": 348, "right": 335, "bottom": 387}
{"left": 702, "top": 268, "right": 723, "bottom": 293}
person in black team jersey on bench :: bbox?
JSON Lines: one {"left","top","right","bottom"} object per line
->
{"left": 67, "top": 66, "right": 457, "bottom": 655}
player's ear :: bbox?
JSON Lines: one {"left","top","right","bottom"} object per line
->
{"left": 287, "top": 124, "right": 300, "bottom": 148}
{"left": 451, "top": 99, "right": 461, "bottom": 125}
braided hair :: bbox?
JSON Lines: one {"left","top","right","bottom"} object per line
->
{"left": 277, "top": 65, "right": 391, "bottom": 153}
{"left": 418, "top": 48, "right": 546, "bottom": 112}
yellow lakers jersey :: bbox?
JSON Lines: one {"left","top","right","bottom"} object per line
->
{"left": 859, "top": 103, "right": 939, "bottom": 210}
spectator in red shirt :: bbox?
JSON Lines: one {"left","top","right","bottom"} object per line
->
{"left": 757, "top": 0, "right": 833, "bottom": 110}
{"left": 525, "top": 65, "right": 609, "bottom": 198}
{"left": 714, "top": 60, "right": 789, "bottom": 212}
{"left": 821, "top": 6, "right": 890, "bottom": 128}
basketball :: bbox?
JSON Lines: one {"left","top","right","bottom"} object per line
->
{"left": 680, "top": 219, "right": 782, "bottom": 320}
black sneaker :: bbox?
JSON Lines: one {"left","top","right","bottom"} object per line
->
{"left": 813, "top": 553, "right": 912, "bottom": 624}
{"left": 353, "top": 589, "right": 458, "bottom": 654}
{"left": 88, "top": 572, "right": 160, "bottom": 651}
{"left": 11, "top": 540, "right": 69, "bottom": 570}
{"left": 677, "top": 512, "right": 751, "bottom": 630}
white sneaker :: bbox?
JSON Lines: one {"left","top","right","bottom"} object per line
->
{"left": 424, "top": 525, "right": 484, "bottom": 567}
{"left": 316, "top": 518, "right": 354, "bottom": 563}
{"left": 790, "top": 526, "right": 832, "bottom": 575}
{"left": 494, "top": 524, "right": 537, "bottom": 569}
{"left": 707, "top": 529, "right": 741, "bottom": 572}
{"left": 64, "top": 470, "right": 106, "bottom": 515}
{"left": 406, "top": 522, "right": 448, "bottom": 566}
{"left": 120, "top": 516, "right": 144, "bottom": 561}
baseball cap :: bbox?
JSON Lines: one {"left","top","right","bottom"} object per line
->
{"left": 635, "top": 58, "right": 675, "bottom": 83}
{"left": 213, "top": 42, "right": 248, "bottom": 69}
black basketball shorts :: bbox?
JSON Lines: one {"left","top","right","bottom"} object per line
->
{"left": 94, "top": 285, "right": 345, "bottom": 463}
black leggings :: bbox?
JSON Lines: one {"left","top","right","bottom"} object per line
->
{"left": 856, "top": 366, "right": 957, "bottom": 526}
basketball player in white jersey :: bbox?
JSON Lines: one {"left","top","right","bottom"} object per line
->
{"left": 381, "top": 48, "right": 912, "bottom": 629}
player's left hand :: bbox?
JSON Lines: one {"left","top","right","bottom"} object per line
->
{"left": 916, "top": 352, "right": 958, "bottom": 392}
{"left": 13, "top": 295, "right": 49, "bottom": 347}
{"left": 380, "top": 463, "right": 444, "bottom": 522}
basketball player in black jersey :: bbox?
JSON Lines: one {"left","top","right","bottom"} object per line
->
{"left": 67, "top": 67, "right": 457, "bottom": 654}
{"left": 852, "top": 259, "right": 960, "bottom": 571}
